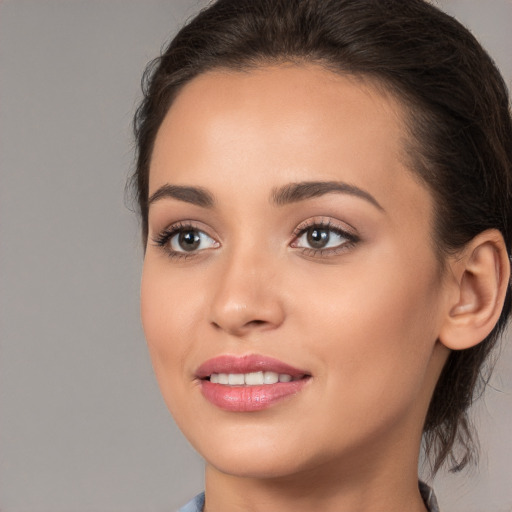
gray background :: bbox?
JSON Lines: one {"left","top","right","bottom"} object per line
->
{"left": 0, "top": 1, "right": 511, "bottom": 511}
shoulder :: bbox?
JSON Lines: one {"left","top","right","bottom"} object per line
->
{"left": 177, "top": 485, "right": 439, "bottom": 512}
{"left": 177, "top": 492, "right": 205, "bottom": 512}
{"left": 419, "top": 481, "right": 440, "bottom": 512}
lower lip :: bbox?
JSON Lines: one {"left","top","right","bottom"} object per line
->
{"left": 200, "top": 378, "right": 310, "bottom": 412}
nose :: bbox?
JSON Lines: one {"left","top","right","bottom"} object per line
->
{"left": 208, "top": 248, "right": 286, "bottom": 337}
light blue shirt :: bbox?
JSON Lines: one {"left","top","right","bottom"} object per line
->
{"left": 177, "top": 482, "right": 440, "bottom": 511}
{"left": 178, "top": 492, "right": 204, "bottom": 512}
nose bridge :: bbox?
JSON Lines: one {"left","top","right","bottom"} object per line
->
{"left": 209, "top": 239, "right": 284, "bottom": 335}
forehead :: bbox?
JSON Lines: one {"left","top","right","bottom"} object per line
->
{"left": 149, "top": 64, "right": 430, "bottom": 222}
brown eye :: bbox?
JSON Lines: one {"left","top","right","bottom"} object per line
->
{"left": 168, "top": 228, "right": 218, "bottom": 253}
{"left": 177, "top": 230, "right": 201, "bottom": 251}
{"left": 293, "top": 223, "right": 354, "bottom": 253}
{"left": 306, "top": 227, "right": 330, "bottom": 249}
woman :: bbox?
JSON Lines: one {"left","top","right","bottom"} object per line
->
{"left": 131, "top": 0, "right": 512, "bottom": 510}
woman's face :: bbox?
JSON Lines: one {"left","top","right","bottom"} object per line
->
{"left": 141, "top": 65, "right": 450, "bottom": 479}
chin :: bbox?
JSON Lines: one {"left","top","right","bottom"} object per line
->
{"left": 194, "top": 424, "right": 343, "bottom": 481}
{"left": 183, "top": 422, "right": 310, "bottom": 478}
{"left": 204, "top": 448, "right": 312, "bottom": 479}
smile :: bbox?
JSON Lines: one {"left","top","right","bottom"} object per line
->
{"left": 196, "top": 354, "right": 311, "bottom": 412}
{"left": 209, "top": 371, "right": 301, "bottom": 385}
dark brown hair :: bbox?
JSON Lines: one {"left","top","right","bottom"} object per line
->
{"left": 131, "top": 0, "right": 512, "bottom": 473}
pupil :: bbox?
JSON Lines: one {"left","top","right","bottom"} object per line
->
{"left": 307, "top": 228, "right": 329, "bottom": 248}
{"left": 179, "top": 230, "right": 200, "bottom": 251}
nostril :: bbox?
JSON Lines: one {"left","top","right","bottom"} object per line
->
{"left": 247, "top": 320, "right": 266, "bottom": 326}
{"left": 209, "top": 297, "right": 285, "bottom": 335}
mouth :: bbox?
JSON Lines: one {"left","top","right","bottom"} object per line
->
{"left": 206, "top": 371, "right": 305, "bottom": 385}
{"left": 196, "top": 354, "right": 311, "bottom": 412}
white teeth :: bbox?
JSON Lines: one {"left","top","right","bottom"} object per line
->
{"left": 263, "top": 371, "right": 279, "bottom": 384}
{"left": 245, "top": 371, "right": 264, "bottom": 385}
{"left": 228, "top": 373, "right": 245, "bottom": 385}
{"left": 208, "top": 371, "right": 297, "bottom": 386}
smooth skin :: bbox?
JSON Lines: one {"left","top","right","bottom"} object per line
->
{"left": 141, "top": 64, "right": 509, "bottom": 512}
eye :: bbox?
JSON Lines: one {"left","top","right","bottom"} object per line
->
{"left": 169, "top": 229, "right": 216, "bottom": 252}
{"left": 291, "top": 220, "right": 358, "bottom": 255}
{"left": 295, "top": 226, "right": 348, "bottom": 249}
{"left": 152, "top": 223, "right": 219, "bottom": 258}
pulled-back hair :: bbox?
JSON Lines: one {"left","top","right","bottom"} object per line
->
{"left": 132, "top": 0, "right": 512, "bottom": 473}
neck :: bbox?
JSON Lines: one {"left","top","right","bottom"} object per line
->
{"left": 203, "top": 431, "right": 429, "bottom": 512}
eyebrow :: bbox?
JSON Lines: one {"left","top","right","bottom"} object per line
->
{"left": 271, "top": 181, "right": 384, "bottom": 211}
{"left": 148, "top": 184, "right": 215, "bottom": 208}
{"left": 148, "top": 180, "right": 383, "bottom": 212}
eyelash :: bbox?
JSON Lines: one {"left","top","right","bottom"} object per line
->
{"left": 291, "top": 219, "right": 359, "bottom": 257}
{"left": 152, "top": 219, "right": 359, "bottom": 260}
{"left": 151, "top": 221, "right": 216, "bottom": 261}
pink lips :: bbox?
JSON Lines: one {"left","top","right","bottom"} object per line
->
{"left": 196, "top": 354, "right": 311, "bottom": 412}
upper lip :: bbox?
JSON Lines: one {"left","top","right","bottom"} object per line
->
{"left": 195, "top": 354, "right": 309, "bottom": 379}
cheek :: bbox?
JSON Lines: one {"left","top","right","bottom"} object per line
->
{"left": 140, "top": 260, "right": 199, "bottom": 396}
{"left": 293, "top": 249, "right": 443, "bottom": 418}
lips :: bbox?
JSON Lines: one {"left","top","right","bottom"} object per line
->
{"left": 196, "top": 354, "right": 311, "bottom": 412}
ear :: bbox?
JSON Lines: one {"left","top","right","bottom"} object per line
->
{"left": 439, "top": 229, "right": 511, "bottom": 350}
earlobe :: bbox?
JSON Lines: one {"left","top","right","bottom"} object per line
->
{"left": 439, "top": 229, "right": 510, "bottom": 351}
